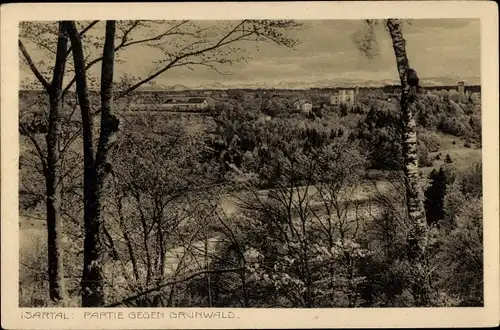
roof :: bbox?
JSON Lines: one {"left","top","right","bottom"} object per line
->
{"left": 187, "top": 98, "right": 207, "bottom": 104}
{"left": 162, "top": 97, "right": 207, "bottom": 105}
{"left": 294, "top": 99, "right": 312, "bottom": 106}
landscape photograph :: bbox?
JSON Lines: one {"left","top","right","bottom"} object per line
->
{"left": 17, "top": 18, "right": 483, "bottom": 309}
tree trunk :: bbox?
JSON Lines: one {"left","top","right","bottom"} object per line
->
{"left": 63, "top": 20, "right": 99, "bottom": 307}
{"left": 386, "top": 19, "right": 430, "bottom": 306}
{"left": 66, "top": 20, "right": 117, "bottom": 307}
{"left": 45, "top": 22, "right": 69, "bottom": 302}
{"left": 45, "top": 96, "right": 65, "bottom": 302}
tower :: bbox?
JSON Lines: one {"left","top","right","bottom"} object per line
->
{"left": 457, "top": 81, "right": 465, "bottom": 103}
{"left": 348, "top": 89, "right": 355, "bottom": 103}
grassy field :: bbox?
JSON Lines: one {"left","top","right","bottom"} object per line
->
{"left": 422, "top": 133, "right": 481, "bottom": 179}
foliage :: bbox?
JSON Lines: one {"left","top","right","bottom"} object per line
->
{"left": 418, "top": 130, "right": 442, "bottom": 152}
{"left": 20, "top": 18, "right": 304, "bottom": 306}
{"left": 362, "top": 161, "right": 483, "bottom": 307}
{"left": 211, "top": 99, "right": 351, "bottom": 188}
{"left": 19, "top": 103, "right": 484, "bottom": 308}
{"left": 434, "top": 162, "right": 483, "bottom": 306}
{"left": 424, "top": 168, "right": 446, "bottom": 225}
{"left": 416, "top": 92, "right": 481, "bottom": 142}
{"left": 357, "top": 100, "right": 403, "bottom": 170}
{"left": 261, "top": 96, "right": 294, "bottom": 117}
{"left": 418, "top": 141, "right": 433, "bottom": 167}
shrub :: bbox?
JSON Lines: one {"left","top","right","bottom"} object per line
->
{"left": 362, "top": 184, "right": 416, "bottom": 307}
{"left": 419, "top": 130, "right": 442, "bottom": 152}
{"left": 19, "top": 234, "right": 50, "bottom": 307}
{"left": 425, "top": 162, "right": 483, "bottom": 306}
{"left": 438, "top": 117, "right": 470, "bottom": 138}
{"left": 424, "top": 168, "right": 447, "bottom": 225}
{"left": 469, "top": 113, "right": 482, "bottom": 142}
{"left": 445, "top": 154, "right": 453, "bottom": 164}
{"left": 19, "top": 233, "right": 80, "bottom": 307}
{"left": 439, "top": 191, "right": 483, "bottom": 306}
{"left": 418, "top": 142, "right": 433, "bottom": 167}
{"left": 459, "top": 161, "right": 482, "bottom": 198}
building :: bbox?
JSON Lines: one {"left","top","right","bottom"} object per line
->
{"left": 216, "top": 91, "right": 229, "bottom": 98}
{"left": 130, "top": 97, "right": 209, "bottom": 111}
{"left": 293, "top": 99, "right": 313, "bottom": 114}
{"left": 330, "top": 89, "right": 356, "bottom": 105}
{"left": 165, "top": 97, "right": 209, "bottom": 110}
{"left": 457, "top": 81, "right": 465, "bottom": 103}
{"left": 330, "top": 93, "right": 340, "bottom": 105}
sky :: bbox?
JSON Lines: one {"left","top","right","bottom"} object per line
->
{"left": 19, "top": 19, "right": 481, "bottom": 89}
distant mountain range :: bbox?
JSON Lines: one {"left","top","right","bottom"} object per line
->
{"left": 137, "top": 75, "right": 480, "bottom": 91}
{"left": 22, "top": 76, "right": 479, "bottom": 93}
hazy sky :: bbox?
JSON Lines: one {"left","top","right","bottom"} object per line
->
{"left": 20, "top": 19, "right": 480, "bottom": 88}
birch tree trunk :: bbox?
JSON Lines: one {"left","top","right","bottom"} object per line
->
{"left": 385, "top": 19, "right": 431, "bottom": 306}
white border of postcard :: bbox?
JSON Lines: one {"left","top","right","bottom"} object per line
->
{"left": 1, "top": 1, "right": 499, "bottom": 329}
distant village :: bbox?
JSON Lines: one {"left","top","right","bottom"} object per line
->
{"left": 127, "top": 80, "right": 480, "bottom": 114}
{"left": 20, "top": 81, "right": 481, "bottom": 115}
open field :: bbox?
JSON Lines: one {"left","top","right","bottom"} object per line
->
{"left": 422, "top": 133, "right": 481, "bottom": 178}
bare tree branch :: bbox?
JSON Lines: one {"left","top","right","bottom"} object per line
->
{"left": 65, "top": 20, "right": 100, "bottom": 58}
{"left": 62, "top": 20, "right": 189, "bottom": 96}
{"left": 19, "top": 126, "right": 48, "bottom": 176}
{"left": 115, "top": 37, "right": 244, "bottom": 98}
{"left": 116, "top": 20, "right": 299, "bottom": 99}
{"left": 119, "top": 20, "right": 191, "bottom": 48}
{"left": 169, "top": 59, "right": 234, "bottom": 75}
{"left": 18, "top": 40, "right": 51, "bottom": 92}
{"left": 105, "top": 267, "right": 244, "bottom": 307}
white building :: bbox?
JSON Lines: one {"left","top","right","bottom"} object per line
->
{"left": 330, "top": 94, "right": 340, "bottom": 105}
{"left": 293, "top": 99, "right": 313, "bottom": 114}
{"left": 330, "top": 89, "right": 356, "bottom": 105}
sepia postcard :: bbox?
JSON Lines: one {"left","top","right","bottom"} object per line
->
{"left": 1, "top": 1, "right": 499, "bottom": 329}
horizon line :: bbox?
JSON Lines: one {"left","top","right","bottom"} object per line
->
{"left": 19, "top": 83, "right": 482, "bottom": 92}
